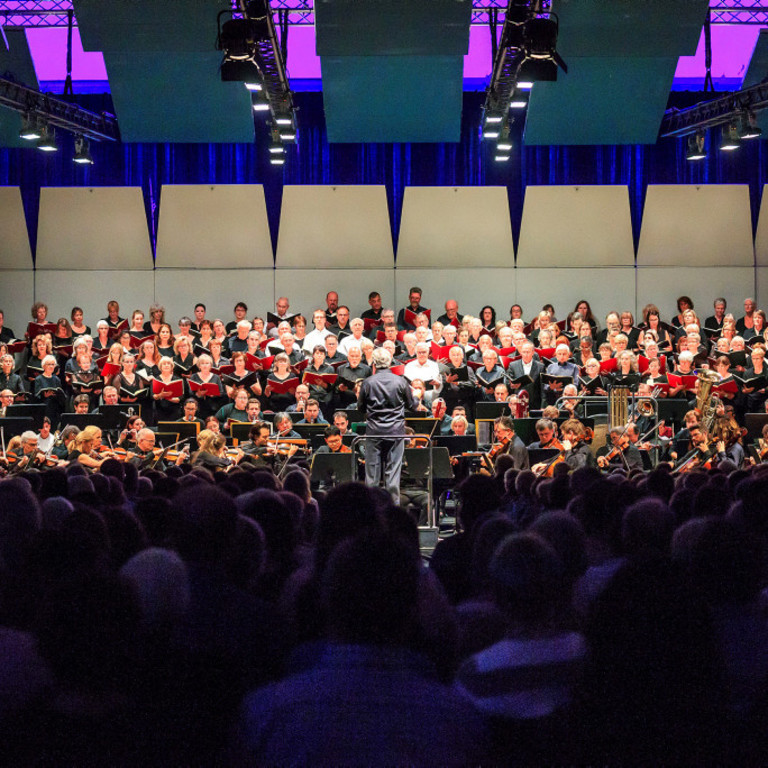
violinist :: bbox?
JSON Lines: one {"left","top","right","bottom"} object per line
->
{"left": 486, "top": 416, "right": 529, "bottom": 471}
{"left": 561, "top": 419, "right": 596, "bottom": 470}
{"left": 238, "top": 421, "right": 272, "bottom": 464}
{"left": 129, "top": 428, "right": 186, "bottom": 470}
{"left": 597, "top": 426, "right": 644, "bottom": 471}
{"left": 68, "top": 426, "right": 110, "bottom": 471}
{"left": 711, "top": 416, "right": 745, "bottom": 468}
{"left": 274, "top": 412, "right": 301, "bottom": 440}
{"left": 191, "top": 428, "right": 243, "bottom": 472}
{"left": 671, "top": 424, "right": 717, "bottom": 473}
{"left": 527, "top": 418, "right": 562, "bottom": 451}
{"left": 8, "top": 430, "right": 55, "bottom": 470}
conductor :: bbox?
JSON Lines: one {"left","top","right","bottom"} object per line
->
{"left": 358, "top": 347, "right": 422, "bottom": 503}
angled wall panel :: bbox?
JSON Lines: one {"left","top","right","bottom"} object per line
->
{"left": 516, "top": 186, "right": 634, "bottom": 267}
{"left": 636, "top": 268, "right": 755, "bottom": 322}
{"left": 394, "top": 269, "right": 515, "bottom": 319}
{"left": 755, "top": 184, "right": 768, "bottom": 267}
{"left": 397, "top": 187, "right": 514, "bottom": 268}
{"left": 0, "top": 187, "right": 33, "bottom": 268}
{"left": 34, "top": 271, "right": 155, "bottom": 328}
{"left": 154, "top": 270, "right": 274, "bottom": 326}
{"left": 36, "top": 187, "right": 153, "bottom": 269}
{"left": 274, "top": 270, "right": 395, "bottom": 320}
{"left": 637, "top": 185, "right": 753, "bottom": 267}
{"left": 276, "top": 186, "right": 394, "bottom": 268}
{"left": 516, "top": 268, "right": 635, "bottom": 323}
{"left": 156, "top": 185, "right": 273, "bottom": 268}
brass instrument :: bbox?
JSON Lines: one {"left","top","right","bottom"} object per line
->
{"left": 636, "top": 386, "right": 661, "bottom": 417}
{"left": 609, "top": 386, "right": 629, "bottom": 430}
{"left": 695, "top": 369, "right": 721, "bottom": 433}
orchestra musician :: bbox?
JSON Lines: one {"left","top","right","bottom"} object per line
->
{"left": 190, "top": 429, "right": 243, "bottom": 472}
{"left": 484, "top": 416, "right": 529, "bottom": 471}
{"left": 597, "top": 426, "right": 644, "bottom": 471}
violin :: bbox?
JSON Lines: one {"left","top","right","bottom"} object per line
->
{"left": 487, "top": 435, "right": 511, "bottom": 461}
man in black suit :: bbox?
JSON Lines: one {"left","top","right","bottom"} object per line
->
{"left": 507, "top": 341, "right": 545, "bottom": 409}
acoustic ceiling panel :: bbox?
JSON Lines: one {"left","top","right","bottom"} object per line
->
{"left": 73, "top": 0, "right": 230, "bottom": 52}
{"left": 316, "top": 0, "right": 470, "bottom": 143}
{"left": 36, "top": 187, "right": 154, "bottom": 269}
{"left": 637, "top": 185, "right": 753, "bottom": 267}
{"left": 525, "top": 57, "right": 677, "bottom": 145}
{"left": 276, "top": 185, "right": 394, "bottom": 268}
{"left": 321, "top": 55, "right": 464, "bottom": 143}
{"left": 156, "top": 185, "right": 273, "bottom": 268}
{"left": 0, "top": 30, "right": 39, "bottom": 148}
{"left": 103, "top": 51, "right": 254, "bottom": 143}
{"left": 516, "top": 185, "right": 634, "bottom": 267}
{"left": 397, "top": 187, "right": 514, "bottom": 267}
{"left": 555, "top": 0, "right": 709, "bottom": 59}
{"left": 743, "top": 30, "right": 768, "bottom": 135}
{"left": 315, "top": 0, "right": 471, "bottom": 56}
{"left": 0, "top": 187, "right": 33, "bottom": 267}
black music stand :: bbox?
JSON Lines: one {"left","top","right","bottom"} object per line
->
{"left": 60, "top": 413, "right": 106, "bottom": 431}
{"left": 0, "top": 417, "right": 35, "bottom": 438}
{"left": 310, "top": 452, "right": 354, "bottom": 486}
{"left": 6, "top": 404, "right": 47, "bottom": 430}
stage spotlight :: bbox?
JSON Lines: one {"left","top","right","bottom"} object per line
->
{"left": 738, "top": 111, "right": 761, "bottom": 139}
{"left": 269, "top": 141, "right": 284, "bottom": 154}
{"left": 19, "top": 113, "right": 41, "bottom": 141}
{"left": 37, "top": 126, "right": 58, "bottom": 152}
{"left": 252, "top": 92, "right": 270, "bottom": 111}
{"left": 685, "top": 132, "right": 706, "bottom": 161}
{"left": 720, "top": 123, "right": 741, "bottom": 151}
{"left": 73, "top": 136, "right": 94, "bottom": 165}
{"left": 270, "top": 155, "right": 285, "bottom": 165}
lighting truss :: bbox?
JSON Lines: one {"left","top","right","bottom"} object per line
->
{"left": 659, "top": 80, "right": 768, "bottom": 137}
{"left": 2, "top": 0, "right": 763, "bottom": 27}
{"left": 0, "top": 76, "right": 119, "bottom": 141}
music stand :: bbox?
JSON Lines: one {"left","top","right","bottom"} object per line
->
{"left": 158, "top": 421, "right": 199, "bottom": 446}
{"left": 6, "top": 403, "right": 47, "bottom": 430}
{"left": 405, "top": 417, "right": 440, "bottom": 435}
{"left": 294, "top": 423, "right": 328, "bottom": 440}
{"left": 434, "top": 435, "right": 477, "bottom": 456}
{"left": 153, "top": 431, "right": 180, "bottom": 448}
{"left": 60, "top": 413, "right": 106, "bottom": 431}
{"left": 745, "top": 413, "right": 768, "bottom": 443}
{"left": 0, "top": 417, "right": 35, "bottom": 438}
{"left": 310, "top": 452, "right": 354, "bottom": 486}
{"left": 475, "top": 402, "right": 511, "bottom": 420}
{"left": 98, "top": 404, "right": 128, "bottom": 432}
{"left": 230, "top": 422, "right": 255, "bottom": 444}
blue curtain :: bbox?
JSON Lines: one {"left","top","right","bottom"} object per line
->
{"left": 1, "top": 92, "right": 766, "bottom": 261}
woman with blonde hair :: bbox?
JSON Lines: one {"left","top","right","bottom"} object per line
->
{"left": 68, "top": 425, "right": 109, "bottom": 470}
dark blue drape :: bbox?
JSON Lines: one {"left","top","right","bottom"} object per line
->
{"left": 1, "top": 92, "right": 766, "bottom": 261}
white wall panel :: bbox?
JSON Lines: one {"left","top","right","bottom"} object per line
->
{"left": 517, "top": 186, "right": 634, "bottom": 267}
{"left": 755, "top": 185, "right": 768, "bottom": 267}
{"left": 274, "top": 270, "right": 395, "bottom": 319}
{"left": 394, "top": 269, "right": 515, "bottom": 318}
{"left": 276, "top": 186, "right": 394, "bottom": 268}
{"left": 155, "top": 185, "right": 273, "bottom": 268}
{"left": 154, "top": 269, "right": 274, "bottom": 324}
{"left": 757, "top": 267, "right": 768, "bottom": 308}
{"left": 516, "top": 268, "right": 635, "bottom": 322}
{"left": 0, "top": 271, "right": 34, "bottom": 335}
{"left": 397, "top": 187, "right": 514, "bottom": 268}
{"left": 636, "top": 267, "right": 755, "bottom": 321}
{"left": 637, "top": 184, "right": 753, "bottom": 267}
{"left": 36, "top": 187, "right": 153, "bottom": 269}
{"left": 34, "top": 271, "right": 155, "bottom": 326}
{"left": 0, "top": 188, "right": 33, "bottom": 268}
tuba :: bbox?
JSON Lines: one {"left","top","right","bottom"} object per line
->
{"left": 695, "top": 369, "right": 721, "bottom": 433}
